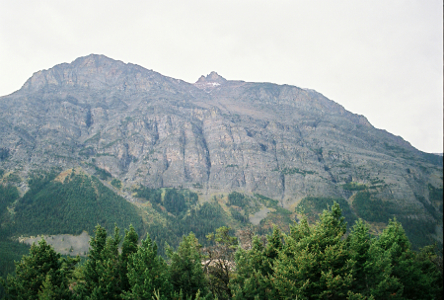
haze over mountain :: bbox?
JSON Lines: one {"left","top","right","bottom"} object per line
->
{"left": 0, "top": 54, "right": 442, "bottom": 249}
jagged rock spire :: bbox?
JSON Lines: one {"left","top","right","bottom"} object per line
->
{"left": 194, "top": 71, "right": 226, "bottom": 92}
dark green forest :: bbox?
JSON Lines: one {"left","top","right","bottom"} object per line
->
{"left": 0, "top": 170, "right": 145, "bottom": 299}
{"left": 1, "top": 169, "right": 440, "bottom": 254}
{"left": 296, "top": 196, "right": 357, "bottom": 225}
{"left": 134, "top": 186, "right": 230, "bottom": 254}
{"left": 1, "top": 204, "right": 442, "bottom": 300}
{"left": 9, "top": 171, "right": 144, "bottom": 237}
{"left": 0, "top": 168, "right": 442, "bottom": 299}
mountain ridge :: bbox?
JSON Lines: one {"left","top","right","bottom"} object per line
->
{"left": 0, "top": 54, "right": 442, "bottom": 249}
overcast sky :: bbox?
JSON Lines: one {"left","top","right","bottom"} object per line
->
{"left": 0, "top": 0, "right": 442, "bottom": 153}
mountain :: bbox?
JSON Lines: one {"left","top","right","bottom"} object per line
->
{"left": 0, "top": 54, "right": 442, "bottom": 251}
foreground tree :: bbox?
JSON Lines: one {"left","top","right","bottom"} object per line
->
{"left": 347, "top": 219, "right": 403, "bottom": 299}
{"left": 74, "top": 225, "right": 122, "bottom": 300}
{"left": 229, "top": 228, "right": 283, "bottom": 300}
{"left": 122, "top": 234, "right": 172, "bottom": 300}
{"left": 204, "top": 226, "right": 238, "bottom": 300}
{"left": 271, "top": 203, "right": 354, "bottom": 299}
{"left": 0, "top": 239, "right": 78, "bottom": 300}
{"left": 120, "top": 224, "right": 139, "bottom": 292}
{"left": 3, "top": 207, "right": 442, "bottom": 300}
{"left": 348, "top": 218, "right": 442, "bottom": 300}
{"left": 374, "top": 219, "right": 441, "bottom": 299}
{"left": 167, "top": 232, "right": 210, "bottom": 299}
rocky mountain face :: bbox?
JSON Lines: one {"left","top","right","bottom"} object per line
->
{"left": 0, "top": 54, "right": 442, "bottom": 240}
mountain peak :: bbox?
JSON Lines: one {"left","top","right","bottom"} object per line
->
{"left": 207, "top": 71, "right": 226, "bottom": 83}
{"left": 1, "top": 54, "right": 441, "bottom": 253}
{"left": 70, "top": 54, "right": 126, "bottom": 69}
{"left": 194, "top": 71, "right": 226, "bottom": 92}
{"left": 19, "top": 54, "right": 182, "bottom": 93}
{"left": 20, "top": 54, "right": 128, "bottom": 92}
{"left": 195, "top": 71, "right": 226, "bottom": 84}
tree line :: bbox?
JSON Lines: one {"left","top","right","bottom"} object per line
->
{"left": 1, "top": 203, "right": 442, "bottom": 300}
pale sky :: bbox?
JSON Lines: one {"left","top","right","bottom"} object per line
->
{"left": 0, "top": 0, "right": 442, "bottom": 153}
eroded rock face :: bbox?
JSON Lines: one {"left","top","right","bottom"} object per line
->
{"left": 0, "top": 54, "right": 442, "bottom": 221}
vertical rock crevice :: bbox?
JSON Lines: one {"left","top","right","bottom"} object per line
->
{"left": 197, "top": 125, "right": 212, "bottom": 182}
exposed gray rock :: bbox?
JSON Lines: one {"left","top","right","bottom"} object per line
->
{"left": 0, "top": 54, "right": 442, "bottom": 227}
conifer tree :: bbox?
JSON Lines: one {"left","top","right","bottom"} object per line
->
{"left": 76, "top": 225, "right": 123, "bottom": 300}
{"left": 230, "top": 235, "right": 273, "bottom": 300}
{"left": 271, "top": 203, "right": 353, "bottom": 299}
{"left": 37, "top": 275, "right": 56, "bottom": 300}
{"left": 204, "top": 226, "right": 238, "bottom": 300}
{"left": 347, "top": 219, "right": 373, "bottom": 293}
{"left": 344, "top": 218, "right": 405, "bottom": 299}
{"left": 414, "top": 244, "right": 443, "bottom": 299}
{"left": 373, "top": 219, "right": 441, "bottom": 299}
{"left": 120, "top": 224, "right": 139, "bottom": 292}
{"left": 361, "top": 238, "right": 403, "bottom": 299}
{"left": 1, "top": 239, "right": 78, "bottom": 300}
{"left": 123, "top": 234, "right": 172, "bottom": 300}
{"left": 168, "top": 232, "right": 210, "bottom": 299}
{"left": 264, "top": 226, "right": 283, "bottom": 262}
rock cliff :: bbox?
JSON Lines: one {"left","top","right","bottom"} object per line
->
{"left": 0, "top": 54, "right": 442, "bottom": 237}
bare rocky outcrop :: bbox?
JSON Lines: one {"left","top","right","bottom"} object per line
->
{"left": 0, "top": 54, "right": 442, "bottom": 227}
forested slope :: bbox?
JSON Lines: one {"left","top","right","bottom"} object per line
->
{"left": 1, "top": 170, "right": 143, "bottom": 237}
{"left": 1, "top": 204, "right": 442, "bottom": 300}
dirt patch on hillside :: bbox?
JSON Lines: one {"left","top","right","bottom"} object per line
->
{"left": 19, "top": 231, "right": 90, "bottom": 256}
{"left": 249, "top": 206, "right": 272, "bottom": 225}
{"left": 54, "top": 169, "right": 74, "bottom": 183}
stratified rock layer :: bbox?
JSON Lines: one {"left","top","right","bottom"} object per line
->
{"left": 0, "top": 54, "right": 442, "bottom": 226}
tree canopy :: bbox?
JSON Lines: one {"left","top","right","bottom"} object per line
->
{"left": 1, "top": 204, "right": 442, "bottom": 300}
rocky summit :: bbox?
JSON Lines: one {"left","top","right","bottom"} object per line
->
{"left": 0, "top": 54, "right": 442, "bottom": 246}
